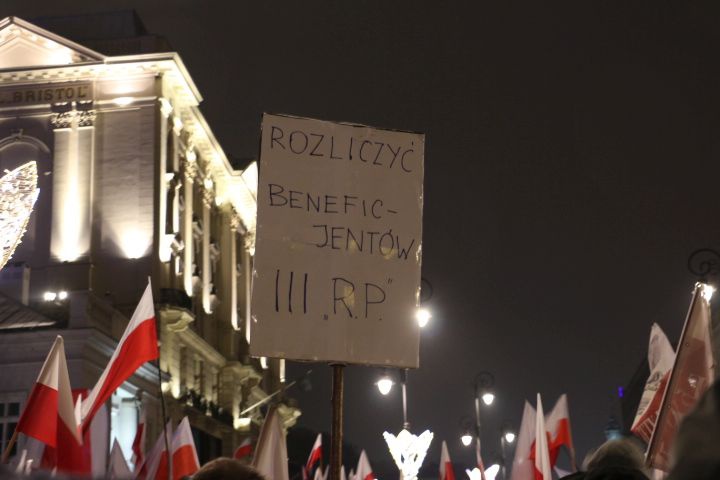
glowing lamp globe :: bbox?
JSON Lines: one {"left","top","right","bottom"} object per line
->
{"left": 461, "top": 434, "right": 472, "bottom": 446}
{"left": 377, "top": 377, "right": 394, "bottom": 395}
{"left": 415, "top": 308, "right": 431, "bottom": 328}
{"left": 504, "top": 431, "right": 516, "bottom": 444}
{"left": 481, "top": 392, "right": 495, "bottom": 406}
{"left": 701, "top": 283, "right": 715, "bottom": 302}
{"left": 0, "top": 162, "right": 39, "bottom": 271}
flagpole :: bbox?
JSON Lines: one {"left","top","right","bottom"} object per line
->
{"left": 156, "top": 360, "right": 172, "bottom": 480}
{"left": 1, "top": 430, "right": 18, "bottom": 464}
{"left": 151, "top": 277, "right": 172, "bottom": 480}
{"left": 329, "top": 364, "right": 344, "bottom": 480}
{"left": 645, "top": 283, "right": 701, "bottom": 468}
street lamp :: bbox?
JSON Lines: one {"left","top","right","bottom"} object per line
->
{"left": 377, "top": 375, "right": 394, "bottom": 396}
{"left": 474, "top": 371, "right": 495, "bottom": 425}
{"left": 467, "top": 372, "right": 495, "bottom": 471}
{"left": 500, "top": 423, "right": 516, "bottom": 480}
{"left": 460, "top": 372, "right": 496, "bottom": 467}
{"left": 415, "top": 307, "right": 431, "bottom": 328}
{"left": 460, "top": 417, "right": 474, "bottom": 446}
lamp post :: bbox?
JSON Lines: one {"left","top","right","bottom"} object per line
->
{"left": 473, "top": 372, "right": 495, "bottom": 458}
{"left": 500, "top": 424, "right": 516, "bottom": 480}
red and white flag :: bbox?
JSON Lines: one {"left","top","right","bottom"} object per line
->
{"left": 109, "top": 439, "right": 132, "bottom": 479}
{"left": 16, "top": 336, "right": 81, "bottom": 448}
{"left": 545, "top": 394, "right": 576, "bottom": 469}
{"left": 534, "top": 394, "right": 552, "bottom": 480}
{"left": 136, "top": 421, "right": 172, "bottom": 480}
{"left": 40, "top": 389, "right": 109, "bottom": 476}
{"left": 631, "top": 323, "right": 675, "bottom": 443}
{"left": 355, "top": 450, "right": 375, "bottom": 480}
{"left": 234, "top": 437, "right": 253, "bottom": 460}
{"left": 81, "top": 282, "right": 158, "bottom": 428}
{"left": 646, "top": 284, "right": 715, "bottom": 471}
{"left": 155, "top": 417, "right": 200, "bottom": 480}
{"left": 132, "top": 405, "right": 147, "bottom": 469}
{"left": 510, "top": 401, "right": 536, "bottom": 480}
{"left": 252, "top": 406, "right": 289, "bottom": 480}
{"left": 304, "top": 433, "right": 322, "bottom": 479}
{"left": 439, "top": 441, "right": 456, "bottom": 480}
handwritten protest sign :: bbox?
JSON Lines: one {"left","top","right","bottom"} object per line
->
{"left": 250, "top": 114, "right": 424, "bottom": 367}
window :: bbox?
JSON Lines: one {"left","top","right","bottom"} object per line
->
{"left": 0, "top": 393, "right": 24, "bottom": 458}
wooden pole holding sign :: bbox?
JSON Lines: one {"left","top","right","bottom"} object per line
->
{"left": 329, "top": 365, "right": 345, "bottom": 480}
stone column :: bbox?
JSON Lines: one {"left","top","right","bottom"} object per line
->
{"left": 201, "top": 180, "right": 213, "bottom": 314}
{"left": 157, "top": 98, "right": 173, "bottom": 262}
{"left": 182, "top": 151, "right": 196, "bottom": 297}
{"left": 50, "top": 105, "right": 96, "bottom": 262}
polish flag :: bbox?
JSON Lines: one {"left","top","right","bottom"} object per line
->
{"left": 252, "top": 406, "right": 289, "bottom": 480}
{"left": 349, "top": 468, "right": 356, "bottom": 480}
{"left": 475, "top": 438, "right": 487, "bottom": 480}
{"left": 108, "top": 439, "right": 132, "bottom": 479}
{"left": 355, "top": 450, "right": 375, "bottom": 480}
{"left": 631, "top": 323, "right": 675, "bottom": 443}
{"left": 46, "top": 390, "right": 109, "bottom": 475}
{"left": 305, "top": 433, "right": 322, "bottom": 479}
{"left": 132, "top": 406, "right": 147, "bottom": 470}
{"left": 81, "top": 282, "right": 158, "bottom": 428}
{"left": 155, "top": 417, "right": 200, "bottom": 480}
{"left": 439, "top": 441, "right": 456, "bottom": 480}
{"left": 534, "top": 394, "right": 552, "bottom": 480}
{"left": 646, "top": 284, "right": 715, "bottom": 471}
{"left": 510, "top": 401, "right": 537, "bottom": 480}
{"left": 545, "top": 394, "right": 576, "bottom": 469}
{"left": 16, "top": 336, "right": 81, "bottom": 448}
{"left": 341, "top": 465, "right": 347, "bottom": 480}
{"left": 234, "top": 438, "right": 253, "bottom": 460}
{"left": 136, "top": 421, "right": 172, "bottom": 480}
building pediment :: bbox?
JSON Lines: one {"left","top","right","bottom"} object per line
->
{"left": 0, "top": 17, "right": 104, "bottom": 69}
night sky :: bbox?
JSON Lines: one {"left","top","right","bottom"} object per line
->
{"left": 5, "top": 0, "right": 720, "bottom": 476}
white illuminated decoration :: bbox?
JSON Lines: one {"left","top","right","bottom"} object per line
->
{"left": 0, "top": 161, "right": 39, "bottom": 271}
{"left": 383, "top": 429, "right": 433, "bottom": 480}
{"left": 466, "top": 464, "right": 499, "bottom": 480}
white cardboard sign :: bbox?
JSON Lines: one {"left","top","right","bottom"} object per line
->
{"left": 250, "top": 114, "right": 424, "bottom": 367}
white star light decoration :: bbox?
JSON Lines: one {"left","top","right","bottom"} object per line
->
{"left": 0, "top": 162, "right": 39, "bottom": 271}
{"left": 383, "top": 429, "right": 433, "bottom": 480}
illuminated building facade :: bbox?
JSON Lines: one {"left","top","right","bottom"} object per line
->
{"left": 0, "top": 14, "right": 298, "bottom": 468}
